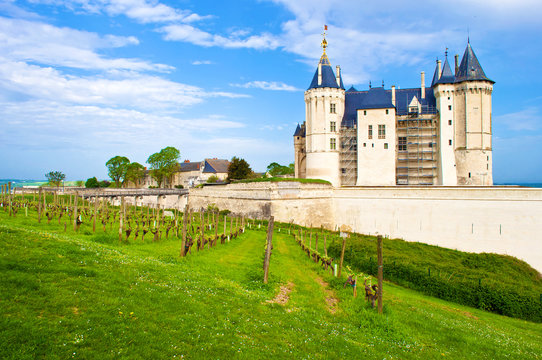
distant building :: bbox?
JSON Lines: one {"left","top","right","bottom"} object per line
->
{"left": 294, "top": 32, "right": 494, "bottom": 187}
{"left": 141, "top": 158, "right": 230, "bottom": 188}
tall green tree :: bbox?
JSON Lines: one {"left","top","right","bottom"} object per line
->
{"left": 266, "top": 162, "right": 294, "bottom": 176}
{"left": 228, "top": 157, "right": 253, "bottom": 181}
{"left": 125, "top": 162, "right": 146, "bottom": 188}
{"left": 106, "top": 156, "right": 130, "bottom": 188}
{"left": 85, "top": 177, "right": 100, "bottom": 188}
{"left": 45, "top": 171, "right": 66, "bottom": 187}
{"left": 146, "top": 146, "right": 180, "bottom": 188}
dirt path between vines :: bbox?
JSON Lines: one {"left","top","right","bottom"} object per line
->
{"left": 315, "top": 276, "right": 339, "bottom": 314}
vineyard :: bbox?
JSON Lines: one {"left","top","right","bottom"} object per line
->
{"left": 1, "top": 186, "right": 541, "bottom": 359}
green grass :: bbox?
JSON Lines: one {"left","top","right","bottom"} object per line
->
{"left": 0, "top": 210, "right": 541, "bottom": 359}
{"left": 234, "top": 177, "right": 331, "bottom": 185}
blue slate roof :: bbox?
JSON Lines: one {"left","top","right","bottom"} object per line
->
{"left": 437, "top": 57, "right": 455, "bottom": 84}
{"left": 308, "top": 54, "right": 345, "bottom": 90}
{"left": 455, "top": 42, "right": 493, "bottom": 83}
{"left": 293, "top": 124, "right": 303, "bottom": 136}
{"left": 346, "top": 85, "right": 358, "bottom": 92}
{"left": 341, "top": 87, "right": 437, "bottom": 127}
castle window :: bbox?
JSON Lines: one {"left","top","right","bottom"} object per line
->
{"left": 368, "top": 125, "right": 373, "bottom": 139}
{"left": 449, "top": 139, "right": 452, "bottom": 146}
{"left": 330, "top": 103, "right": 336, "bottom": 114}
{"left": 448, "top": 105, "right": 452, "bottom": 110}
{"left": 330, "top": 121, "right": 336, "bottom": 132}
{"left": 384, "top": 143, "right": 388, "bottom": 149}
{"left": 363, "top": 143, "right": 366, "bottom": 147}
{"left": 429, "top": 142, "right": 433, "bottom": 148}
{"left": 448, "top": 120, "right": 452, "bottom": 125}
{"left": 398, "top": 137, "right": 407, "bottom": 151}
{"left": 469, "top": 172, "right": 471, "bottom": 178}
{"left": 386, "top": 109, "right": 389, "bottom": 115}
{"left": 330, "top": 138, "right": 336, "bottom": 150}
{"left": 378, "top": 124, "right": 386, "bottom": 139}
{"left": 364, "top": 110, "right": 367, "bottom": 115}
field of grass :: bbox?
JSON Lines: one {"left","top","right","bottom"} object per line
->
{"left": 0, "top": 206, "right": 541, "bottom": 359}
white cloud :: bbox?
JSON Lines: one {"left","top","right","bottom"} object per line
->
{"left": 0, "top": 100, "right": 246, "bottom": 151}
{"left": 230, "top": 81, "right": 300, "bottom": 91}
{"left": 192, "top": 60, "right": 213, "bottom": 65}
{"left": 27, "top": 0, "right": 211, "bottom": 24}
{"left": 494, "top": 107, "right": 541, "bottom": 131}
{"left": 160, "top": 24, "right": 280, "bottom": 50}
{"left": 0, "top": 17, "right": 172, "bottom": 72}
{"left": 0, "top": 58, "right": 247, "bottom": 110}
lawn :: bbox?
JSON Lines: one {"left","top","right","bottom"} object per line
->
{"left": 0, "top": 208, "right": 541, "bottom": 359}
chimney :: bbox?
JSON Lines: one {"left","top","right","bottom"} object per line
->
{"left": 318, "top": 63, "right": 322, "bottom": 86}
{"left": 391, "top": 85, "right": 396, "bottom": 106}
{"left": 184, "top": 159, "right": 190, "bottom": 163}
{"left": 421, "top": 71, "right": 426, "bottom": 99}
{"left": 455, "top": 54, "right": 459, "bottom": 75}
{"left": 437, "top": 60, "right": 442, "bottom": 80}
{"left": 336, "top": 65, "right": 341, "bottom": 87}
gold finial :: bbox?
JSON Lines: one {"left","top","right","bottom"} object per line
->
{"left": 321, "top": 25, "right": 328, "bottom": 54}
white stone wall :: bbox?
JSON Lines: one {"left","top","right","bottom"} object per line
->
{"left": 333, "top": 187, "right": 542, "bottom": 272}
{"left": 356, "top": 108, "right": 396, "bottom": 185}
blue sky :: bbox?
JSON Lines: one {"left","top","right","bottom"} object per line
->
{"left": 0, "top": 0, "right": 541, "bottom": 183}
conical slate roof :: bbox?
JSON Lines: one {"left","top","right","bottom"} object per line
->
{"left": 437, "top": 57, "right": 455, "bottom": 84}
{"left": 293, "top": 124, "right": 302, "bottom": 136}
{"left": 346, "top": 85, "right": 358, "bottom": 92}
{"left": 455, "top": 42, "right": 493, "bottom": 83}
{"left": 308, "top": 53, "right": 345, "bottom": 90}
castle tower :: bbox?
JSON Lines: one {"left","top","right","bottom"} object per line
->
{"left": 433, "top": 52, "right": 458, "bottom": 185}
{"left": 453, "top": 41, "right": 494, "bottom": 185}
{"left": 303, "top": 29, "right": 345, "bottom": 186}
{"left": 293, "top": 123, "right": 306, "bottom": 178}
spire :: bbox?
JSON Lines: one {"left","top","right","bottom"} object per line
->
{"left": 293, "top": 123, "right": 303, "bottom": 137}
{"left": 455, "top": 42, "right": 494, "bottom": 83}
{"left": 437, "top": 51, "right": 455, "bottom": 84}
{"left": 307, "top": 25, "right": 345, "bottom": 90}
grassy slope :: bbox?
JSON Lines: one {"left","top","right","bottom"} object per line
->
{"left": 0, "top": 213, "right": 541, "bottom": 359}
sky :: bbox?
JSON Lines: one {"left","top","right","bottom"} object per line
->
{"left": 0, "top": 0, "right": 541, "bottom": 183}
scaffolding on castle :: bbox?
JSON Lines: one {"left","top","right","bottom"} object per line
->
{"left": 340, "top": 125, "right": 357, "bottom": 186}
{"left": 396, "top": 111, "right": 438, "bottom": 185}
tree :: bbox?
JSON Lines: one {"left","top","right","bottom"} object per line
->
{"left": 146, "top": 146, "right": 180, "bottom": 188}
{"left": 266, "top": 162, "right": 295, "bottom": 176}
{"left": 228, "top": 157, "right": 253, "bottom": 181}
{"left": 206, "top": 175, "right": 219, "bottom": 183}
{"left": 45, "top": 171, "right": 66, "bottom": 187}
{"left": 125, "top": 162, "right": 146, "bottom": 188}
{"left": 106, "top": 156, "right": 130, "bottom": 188}
{"left": 85, "top": 177, "right": 100, "bottom": 188}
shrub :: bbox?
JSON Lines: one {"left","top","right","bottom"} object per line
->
{"left": 174, "top": 185, "right": 184, "bottom": 189}
{"left": 85, "top": 177, "right": 100, "bottom": 188}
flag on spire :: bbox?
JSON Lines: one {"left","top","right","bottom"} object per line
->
{"left": 324, "top": 25, "right": 328, "bottom": 30}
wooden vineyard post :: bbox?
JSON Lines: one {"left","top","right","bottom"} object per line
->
{"left": 223, "top": 215, "right": 227, "bottom": 242}
{"left": 338, "top": 233, "right": 347, "bottom": 277}
{"left": 214, "top": 212, "right": 219, "bottom": 246}
{"left": 73, "top": 192, "right": 79, "bottom": 232}
{"left": 263, "top": 216, "right": 274, "bottom": 284}
{"left": 92, "top": 196, "right": 97, "bottom": 233}
{"left": 8, "top": 182, "right": 12, "bottom": 217}
{"left": 377, "top": 235, "right": 383, "bottom": 314}
{"left": 323, "top": 233, "right": 328, "bottom": 257}
{"left": 38, "top": 187, "right": 42, "bottom": 223}
{"left": 119, "top": 196, "right": 124, "bottom": 242}
{"left": 199, "top": 211, "right": 205, "bottom": 250}
{"left": 180, "top": 204, "right": 189, "bottom": 257}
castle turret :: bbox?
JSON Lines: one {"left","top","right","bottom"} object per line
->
{"left": 293, "top": 123, "right": 306, "bottom": 178}
{"left": 433, "top": 52, "right": 458, "bottom": 185}
{"left": 453, "top": 41, "right": 494, "bottom": 185}
{"left": 302, "top": 29, "right": 345, "bottom": 187}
